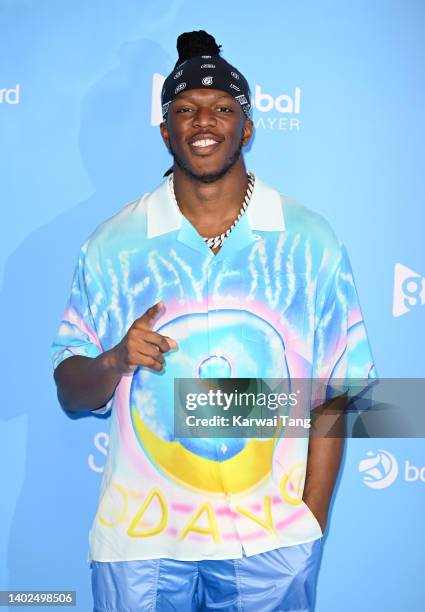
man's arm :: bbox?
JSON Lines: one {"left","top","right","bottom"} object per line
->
{"left": 54, "top": 351, "right": 124, "bottom": 414}
{"left": 302, "top": 393, "right": 347, "bottom": 533}
{"left": 53, "top": 301, "right": 177, "bottom": 414}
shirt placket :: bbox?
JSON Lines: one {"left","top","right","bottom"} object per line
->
{"left": 205, "top": 255, "right": 245, "bottom": 552}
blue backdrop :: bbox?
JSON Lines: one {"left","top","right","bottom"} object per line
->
{"left": 1, "top": 1, "right": 424, "bottom": 610}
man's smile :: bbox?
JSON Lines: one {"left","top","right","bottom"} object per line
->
{"left": 188, "top": 132, "right": 224, "bottom": 155}
{"left": 191, "top": 138, "right": 219, "bottom": 148}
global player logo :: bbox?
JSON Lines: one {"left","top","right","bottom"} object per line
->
{"left": 202, "top": 76, "right": 213, "bottom": 86}
{"left": 254, "top": 84, "right": 300, "bottom": 114}
{"left": 392, "top": 263, "right": 425, "bottom": 317}
{"left": 359, "top": 449, "right": 399, "bottom": 489}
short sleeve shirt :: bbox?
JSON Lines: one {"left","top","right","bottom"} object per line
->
{"left": 51, "top": 174, "right": 377, "bottom": 562}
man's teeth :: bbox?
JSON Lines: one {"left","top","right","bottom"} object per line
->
{"left": 191, "top": 139, "right": 218, "bottom": 147}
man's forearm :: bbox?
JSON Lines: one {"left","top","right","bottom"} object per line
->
{"left": 54, "top": 351, "right": 122, "bottom": 414}
{"left": 302, "top": 394, "right": 347, "bottom": 532}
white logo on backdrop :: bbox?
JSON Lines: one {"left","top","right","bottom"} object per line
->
{"left": 359, "top": 450, "right": 425, "bottom": 488}
{"left": 0, "top": 84, "right": 20, "bottom": 105}
{"left": 393, "top": 263, "right": 425, "bottom": 317}
{"left": 88, "top": 432, "right": 109, "bottom": 473}
{"left": 405, "top": 460, "right": 425, "bottom": 482}
{"left": 254, "top": 85, "right": 301, "bottom": 131}
{"left": 254, "top": 84, "right": 300, "bottom": 113}
{"left": 359, "top": 449, "right": 399, "bottom": 489}
{"left": 150, "top": 73, "right": 302, "bottom": 131}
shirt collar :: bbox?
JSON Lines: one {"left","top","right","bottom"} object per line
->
{"left": 146, "top": 171, "right": 285, "bottom": 239}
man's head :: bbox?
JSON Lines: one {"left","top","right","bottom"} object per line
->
{"left": 159, "top": 31, "right": 254, "bottom": 183}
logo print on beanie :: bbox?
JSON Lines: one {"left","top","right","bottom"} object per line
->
{"left": 175, "top": 82, "right": 187, "bottom": 94}
{"left": 201, "top": 55, "right": 212, "bottom": 59}
{"left": 202, "top": 76, "right": 213, "bottom": 86}
{"left": 235, "top": 94, "right": 248, "bottom": 105}
{"left": 231, "top": 71, "right": 240, "bottom": 80}
{"left": 162, "top": 101, "right": 171, "bottom": 116}
{"left": 230, "top": 83, "right": 240, "bottom": 91}
{"left": 201, "top": 64, "right": 216, "bottom": 69}
{"left": 174, "top": 70, "right": 183, "bottom": 79}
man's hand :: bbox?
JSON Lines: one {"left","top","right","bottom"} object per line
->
{"left": 303, "top": 499, "right": 328, "bottom": 534}
{"left": 54, "top": 301, "right": 178, "bottom": 414}
{"left": 107, "top": 301, "right": 178, "bottom": 375}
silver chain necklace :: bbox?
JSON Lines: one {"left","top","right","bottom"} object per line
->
{"left": 169, "top": 171, "right": 256, "bottom": 249}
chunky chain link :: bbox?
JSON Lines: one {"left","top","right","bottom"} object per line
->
{"left": 169, "top": 171, "right": 255, "bottom": 249}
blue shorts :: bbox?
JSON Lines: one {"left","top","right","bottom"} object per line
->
{"left": 90, "top": 538, "right": 323, "bottom": 612}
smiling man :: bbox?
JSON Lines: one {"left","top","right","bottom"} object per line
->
{"left": 52, "top": 30, "right": 376, "bottom": 612}
{"left": 159, "top": 40, "right": 254, "bottom": 254}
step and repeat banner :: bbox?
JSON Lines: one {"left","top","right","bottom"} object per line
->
{"left": 1, "top": 1, "right": 424, "bottom": 610}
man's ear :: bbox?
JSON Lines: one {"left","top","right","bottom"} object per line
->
{"left": 242, "top": 118, "right": 254, "bottom": 147}
{"left": 160, "top": 120, "right": 171, "bottom": 149}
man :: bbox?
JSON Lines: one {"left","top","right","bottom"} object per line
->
{"left": 52, "top": 30, "right": 376, "bottom": 612}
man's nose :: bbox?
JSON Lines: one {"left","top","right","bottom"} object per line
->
{"left": 192, "top": 107, "right": 217, "bottom": 127}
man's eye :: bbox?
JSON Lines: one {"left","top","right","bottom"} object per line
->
{"left": 176, "top": 107, "right": 194, "bottom": 113}
{"left": 217, "top": 107, "right": 232, "bottom": 113}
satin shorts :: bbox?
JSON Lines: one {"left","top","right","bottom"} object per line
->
{"left": 91, "top": 538, "right": 323, "bottom": 612}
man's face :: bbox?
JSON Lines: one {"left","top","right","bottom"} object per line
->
{"left": 160, "top": 88, "right": 253, "bottom": 183}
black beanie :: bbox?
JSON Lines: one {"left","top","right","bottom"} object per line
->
{"left": 161, "top": 30, "right": 252, "bottom": 121}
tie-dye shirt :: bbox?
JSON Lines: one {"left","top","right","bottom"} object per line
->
{"left": 51, "top": 173, "right": 376, "bottom": 562}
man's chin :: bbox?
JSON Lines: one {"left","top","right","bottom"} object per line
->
{"left": 175, "top": 161, "right": 234, "bottom": 184}
{"left": 172, "top": 147, "right": 243, "bottom": 184}
{"left": 191, "top": 170, "right": 230, "bottom": 184}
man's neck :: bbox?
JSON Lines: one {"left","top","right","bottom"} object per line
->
{"left": 172, "top": 160, "right": 249, "bottom": 238}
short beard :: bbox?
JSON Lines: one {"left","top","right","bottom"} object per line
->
{"left": 168, "top": 134, "right": 244, "bottom": 184}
